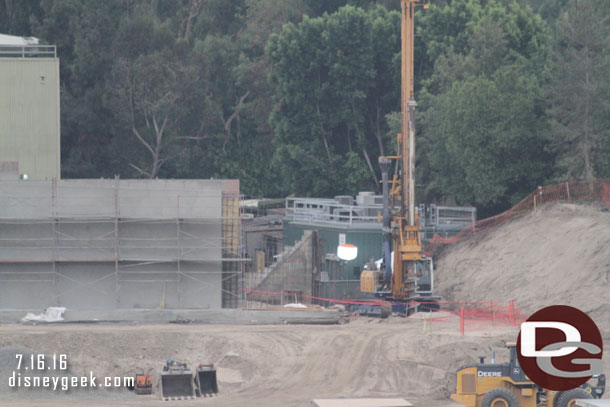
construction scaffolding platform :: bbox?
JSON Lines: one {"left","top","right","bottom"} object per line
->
{"left": 0, "top": 178, "right": 243, "bottom": 309}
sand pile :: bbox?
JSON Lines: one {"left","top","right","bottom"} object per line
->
{"left": 435, "top": 203, "right": 610, "bottom": 324}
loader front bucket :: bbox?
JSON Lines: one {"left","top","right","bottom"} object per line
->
{"left": 160, "top": 371, "right": 194, "bottom": 399}
{"left": 195, "top": 367, "right": 218, "bottom": 395}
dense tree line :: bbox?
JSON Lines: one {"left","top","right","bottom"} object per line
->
{"left": 1, "top": 0, "right": 609, "bottom": 215}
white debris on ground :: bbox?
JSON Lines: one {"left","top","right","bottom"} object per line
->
{"left": 284, "top": 303, "right": 308, "bottom": 308}
{"left": 21, "top": 307, "right": 66, "bottom": 323}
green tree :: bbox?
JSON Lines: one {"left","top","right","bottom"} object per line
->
{"left": 0, "top": 0, "right": 42, "bottom": 36}
{"left": 6, "top": 0, "right": 592, "bottom": 211}
{"left": 32, "top": 0, "right": 138, "bottom": 177}
{"left": 110, "top": 51, "right": 196, "bottom": 178}
{"left": 424, "top": 67, "right": 551, "bottom": 211}
{"left": 546, "top": 0, "right": 610, "bottom": 181}
{"left": 169, "top": 0, "right": 307, "bottom": 197}
{"left": 418, "top": 0, "right": 552, "bottom": 213}
{"left": 267, "top": 5, "right": 400, "bottom": 196}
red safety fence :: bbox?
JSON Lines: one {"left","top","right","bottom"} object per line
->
{"left": 244, "top": 288, "right": 527, "bottom": 334}
{"left": 426, "top": 179, "right": 610, "bottom": 252}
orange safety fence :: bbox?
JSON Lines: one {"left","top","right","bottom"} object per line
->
{"left": 244, "top": 288, "right": 526, "bottom": 334}
{"left": 419, "top": 300, "right": 527, "bottom": 333}
{"left": 426, "top": 179, "right": 610, "bottom": 253}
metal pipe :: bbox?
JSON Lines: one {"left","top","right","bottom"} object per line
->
{"left": 401, "top": 0, "right": 416, "bottom": 222}
{"left": 408, "top": 98, "right": 417, "bottom": 225}
{"left": 379, "top": 157, "right": 392, "bottom": 283}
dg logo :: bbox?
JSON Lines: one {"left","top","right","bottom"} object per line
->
{"left": 517, "top": 305, "right": 603, "bottom": 391}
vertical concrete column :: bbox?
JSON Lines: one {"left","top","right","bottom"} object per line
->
{"left": 51, "top": 177, "right": 58, "bottom": 306}
{"left": 114, "top": 176, "right": 120, "bottom": 306}
{"left": 176, "top": 194, "right": 182, "bottom": 308}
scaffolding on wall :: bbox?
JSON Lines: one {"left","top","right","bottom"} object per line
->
{"left": 0, "top": 178, "right": 244, "bottom": 309}
{"left": 221, "top": 192, "right": 242, "bottom": 308}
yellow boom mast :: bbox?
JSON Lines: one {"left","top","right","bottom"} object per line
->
{"left": 360, "top": 0, "right": 427, "bottom": 305}
{"left": 391, "top": 0, "right": 422, "bottom": 300}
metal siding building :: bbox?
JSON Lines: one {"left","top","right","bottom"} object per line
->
{"left": 0, "top": 50, "right": 60, "bottom": 180}
{"left": 284, "top": 221, "right": 381, "bottom": 280}
{"left": 283, "top": 196, "right": 476, "bottom": 283}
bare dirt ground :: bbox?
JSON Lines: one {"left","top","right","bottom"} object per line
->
{"left": 0, "top": 317, "right": 521, "bottom": 407}
{"left": 3, "top": 203, "right": 609, "bottom": 406}
{"left": 436, "top": 203, "right": 610, "bottom": 323}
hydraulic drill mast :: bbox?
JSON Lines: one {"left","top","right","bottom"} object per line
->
{"left": 401, "top": 0, "right": 416, "bottom": 226}
{"left": 389, "top": 0, "right": 422, "bottom": 300}
{"left": 359, "top": 0, "right": 430, "bottom": 313}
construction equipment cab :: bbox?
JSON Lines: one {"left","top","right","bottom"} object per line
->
{"left": 451, "top": 343, "right": 605, "bottom": 407}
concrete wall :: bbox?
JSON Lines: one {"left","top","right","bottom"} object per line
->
{"left": 0, "top": 179, "right": 226, "bottom": 219}
{"left": 248, "top": 230, "right": 316, "bottom": 303}
{"left": 243, "top": 214, "right": 283, "bottom": 272}
{"left": 0, "top": 58, "right": 60, "bottom": 180}
{"left": 0, "top": 162, "right": 18, "bottom": 180}
{"left": 0, "top": 179, "right": 240, "bottom": 310}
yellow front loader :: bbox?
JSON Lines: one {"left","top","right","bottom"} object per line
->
{"left": 451, "top": 343, "right": 605, "bottom": 407}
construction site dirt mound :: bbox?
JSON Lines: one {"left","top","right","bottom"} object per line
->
{"left": 0, "top": 322, "right": 516, "bottom": 406}
{"left": 435, "top": 203, "right": 610, "bottom": 324}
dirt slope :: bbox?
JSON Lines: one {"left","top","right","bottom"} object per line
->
{"left": 435, "top": 203, "right": 610, "bottom": 324}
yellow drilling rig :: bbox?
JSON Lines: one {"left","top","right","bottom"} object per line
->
{"left": 359, "top": 0, "right": 438, "bottom": 316}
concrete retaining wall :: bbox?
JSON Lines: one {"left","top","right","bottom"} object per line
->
{"left": 0, "top": 308, "right": 344, "bottom": 324}
{"left": 0, "top": 179, "right": 240, "bottom": 310}
{"left": 248, "top": 230, "right": 316, "bottom": 302}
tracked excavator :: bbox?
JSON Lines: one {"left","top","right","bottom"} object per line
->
{"left": 358, "top": 0, "right": 439, "bottom": 317}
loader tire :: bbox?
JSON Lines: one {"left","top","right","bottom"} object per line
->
{"left": 553, "top": 392, "right": 563, "bottom": 407}
{"left": 481, "top": 388, "right": 519, "bottom": 407}
{"left": 557, "top": 388, "right": 592, "bottom": 407}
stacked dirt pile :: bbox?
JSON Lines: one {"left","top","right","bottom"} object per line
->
{"left": 435, "top": 203, "right": 610, "bottom": 324}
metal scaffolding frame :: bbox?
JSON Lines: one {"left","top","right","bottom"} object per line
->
{"left": 0, "top": 178, "right": 244, "bottom": 309}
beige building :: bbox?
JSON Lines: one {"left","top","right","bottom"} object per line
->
{"left": 0, "top": 34, "right": 60, "bottom": 180}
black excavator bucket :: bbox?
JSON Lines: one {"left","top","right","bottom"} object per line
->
{"left": 194, "top": 364, "right": 218, "bottom": 396}
{"left": 159, "top": 360, "right": 195, "bottom": 399}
